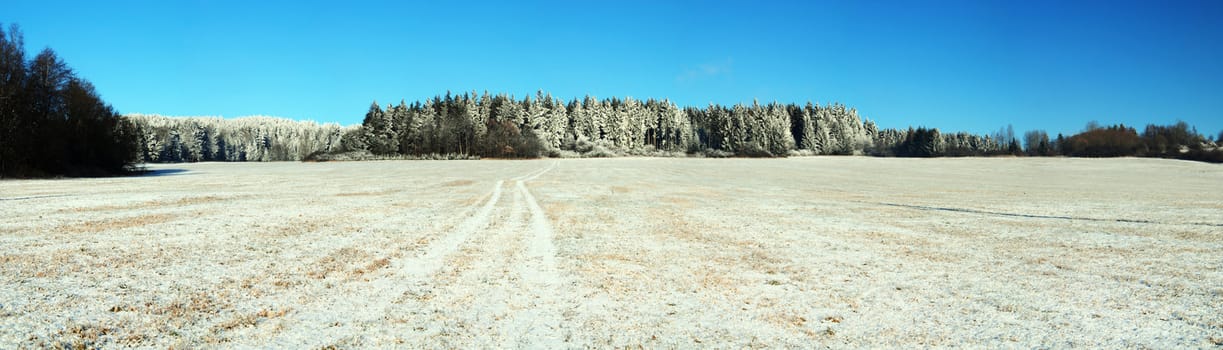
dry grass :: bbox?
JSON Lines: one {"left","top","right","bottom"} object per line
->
{"left": 214, "top": 307, "right": 293, "bottom": 332}
{"left": 2, "top": 158, "right": 1220, "bottom": 348}
{"left": 334, "top": 191, "right": 384, "bottom": 197}
{"left": 57, "top": 213, "right": 175, "bottom": 234}
{"left": 308, "top": 248, "right": 376, "bottom": 280}
{"left": 58, "top": 195, "right": 232, "bottom": 213}
{"left": 441, "top": 179, "right": 475, "bottom": 187}
{"left": 353, "top": 258, "right": 391, "bottom": 277}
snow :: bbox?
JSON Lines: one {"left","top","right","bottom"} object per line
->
{"left": 1, "top": 157, "right": 1220, "bottom": 348}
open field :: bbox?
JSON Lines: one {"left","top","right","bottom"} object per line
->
{"left": 1, "top": 157, "right": 1221, "bottom": 348}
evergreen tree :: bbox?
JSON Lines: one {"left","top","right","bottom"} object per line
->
{"left": 361, "top": 101, "right": 399, "bottom": 154}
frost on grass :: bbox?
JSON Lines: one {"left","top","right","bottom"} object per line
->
{"left": 1, "top": 158, "right": 1221, "bottom": 348}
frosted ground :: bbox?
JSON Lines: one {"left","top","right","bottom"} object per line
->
{"left": 1, "top": 157, "right": 1220, "bottom": 348}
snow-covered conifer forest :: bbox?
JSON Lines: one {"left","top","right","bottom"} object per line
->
{"left": 131, "top": 91, "right": 1010, "bottom": 162}
{"left": 124, "top": 114, "right": 352, "bottom": 163}
{"left": 130, "top": 90, "right": 1222, "bottom": 164}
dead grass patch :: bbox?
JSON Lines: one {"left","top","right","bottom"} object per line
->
{"left": 571, "top": 253, "right": 654, "bottom": 293}
{"left": 762, "top": 312, "right": 816, "bottom": 335}
{"left": 169, "top": 195, "right": 230, "bottom": 206}
{"left": 353, "top": 257, "right": 391, "bottom": 276}
{"left": 155, "top": 292, "right": 230, "bottom": 318}
{"left": 648, "top": 209, "right": 715, "bottom": 245}
{"left": 660, "top": 195, "right": 695, "bottom": 209}
{"left": 696, "top": 265, "right": 741, "bottom": 293}
{"left": 267, "top": 217, "right": 331, "bottom": 237}
{"left": 43, "top": 322, "right": 119, "bottom": 348}
{"left": 214, "top": 307, "right": 292, "bottom": 332}
{"left": 60, "top": 195, "right": 232, "bottom": 213}
{"left": 456, "top": 193, "right": 485, "bottom": 207}
{"left": 441, "top": 179, "right": 475, "bottom": 187}
{"left": 543, "top": 202, "right": 575, "bottom": 218}
{"left": 308, "top": 247, "right": 375, "bottom": 280}
{"left": 335, "top": 191, "right": 384, "bottom": 197}
{"left": 59, "top": 213, "right": 175, "bottom": 234}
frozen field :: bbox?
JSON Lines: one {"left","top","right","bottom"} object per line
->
{"left": 1, "top": 157, "right": 1221, "bottom": 348}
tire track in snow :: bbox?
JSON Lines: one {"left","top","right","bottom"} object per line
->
{"left": 426, "top": 175, "right": 529, "bottom": 347}
{"left": 871, "top": 201, "right": 1223, "bottom": 228}
{"left": 264, "top": 179, "right": 507, "bottom": 347}
{"left": 396, "top": 161, "right": 566, "bottom": 348}
{"left": 395, "top": 180, "right": 504, "bottom": 277}
{"left": 263, "top": 164, "right": 567, "bottom": 347}
{"left": 507, "top": 161, "right": 570, "bottom": 347}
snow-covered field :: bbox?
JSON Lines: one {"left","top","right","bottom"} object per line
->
{"left": 1, "top": 157, "right": 1220, "bottom": 348}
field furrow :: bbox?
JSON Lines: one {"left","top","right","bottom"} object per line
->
{"left": 1, "top": 158, "right": 1220, "bottom": 348}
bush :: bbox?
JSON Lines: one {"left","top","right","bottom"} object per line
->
{"left": 1176, "top": 148, "right": 1223, "bottom": 163}
{"left": 571, "top": 136, "right": 619, "bottom": 157}
{"left": 1062, "top": 125, "right": 1143, "bottom": 157}
{"left": 698, "top": 148, "right": 735, "bottom": 158}
{"left": 299, "top": 150, "right": 479, "bottom": 162}
{"left": 787, "top": 149, "right": 816, "bottom": 157}
{"left": 737, "top": 143, "right": 778, "bottom": 158}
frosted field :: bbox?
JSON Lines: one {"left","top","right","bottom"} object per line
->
{"left": 1, "top": 157, "right": 1221, "bottom": 348}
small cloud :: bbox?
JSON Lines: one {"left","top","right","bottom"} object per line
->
{"left": 678, "top": 58, "right": 733, "bottom": 82}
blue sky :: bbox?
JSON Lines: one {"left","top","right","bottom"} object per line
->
{"left": 5, "top": 0, "right": 1222, "bottom": 137}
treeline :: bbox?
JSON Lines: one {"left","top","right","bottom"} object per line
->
{"left": 0, "top": 24, "right": 142, "bottom": 177}
{"left": 1050, "top": 122, "right": 1222, "bottom": 162}
{"left": 126, "top": 114, "right": 353, "bottom": 162}
{"left": 4, "top": 19, "right": 1211, "bottom": 172}
{"left": 339, "top": 90, "right": 1005, "bottom": 159}
{"left": 125, "top": 90, "right": 1222, "bottom": 164}
{"left": 874, "top": 122, "right": 1221, "bottom": 162}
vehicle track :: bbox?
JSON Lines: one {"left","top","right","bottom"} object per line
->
{"left": 259, "top": 177, "right": 505, "bottom": 347}
{"left": 262, "top": 162, "right": 564, "bottom": 347}
{"left": 507, "top": 161, "right": 570, "bottom": 347}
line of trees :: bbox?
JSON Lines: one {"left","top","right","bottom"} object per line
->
{"left": 1032, "top": 121, "right": 1222, "bottom": 162}
{"left": 2, "top": 23, "right": 1216, "bottom": 171}
{"left": 126, "top": 114, "right": 353, "bottom": 162}
{"left": 337, "top": 90, "right": 1006, "bottom": 159}
{"left": 879, "top": 122, "right": 1221, "bottom": 162}
{"left": 4, "top": 17, "right": 1213, "bottom": 174}
{"left": 0, "top": 24, "right": 143, "bottom": 177}
{"left": 121, "top": 91, "right": 1223, "bottom": 164}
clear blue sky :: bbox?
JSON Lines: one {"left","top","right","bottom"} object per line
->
{"left": 5, "top": 0, "right": 1222, "bottom": 137}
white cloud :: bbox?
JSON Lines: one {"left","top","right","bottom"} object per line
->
{"left": 678, "top": 58, "right": 733, "bottom": 82}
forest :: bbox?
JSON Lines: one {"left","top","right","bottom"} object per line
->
{"left": 132, "top": 91, "right": 1222, "bottom": 163}
{"left": 133, "top": 91, "right": 1014, "bottom": 162}
{"left": 0, "top": 24, "right": 142, "bottom": 177}
{"left": 126, "top": 114, "right": 351, "bottom": 163}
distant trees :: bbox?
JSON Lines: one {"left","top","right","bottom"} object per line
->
{"left": 360, "top": 102, "right": 398, "bottom": 155}
{"left": 684, "top": 100, "right": 795, "bottom": 157}
{"left": 1023, "top": 130, "right": 1052, "bottom": 156}
{"left": 0, "top": 24, "right": 142, "bottom": 177}
{"left": 1141, "top": 121, "right": 1201, "bottom": 156}
{"left": 1039, "top": 121, "right": 1221, "bottom": 163}
{"left": 893, "top": 127, "right": 942, "bottom": 157}
{"left": 333, "top": 93, "right": 913, "bottom": 159}
{"left": 1059, "top": 124, "right": 1139, "bottom": 157}
{"left": 119, "top": 88, "right": 1223, "bottom": 164}
{"left": 294, "top": 92, "right": 1004, "bottom": 159}
{"left": 126, "top": 114, "right": 351, "bottom": 162}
